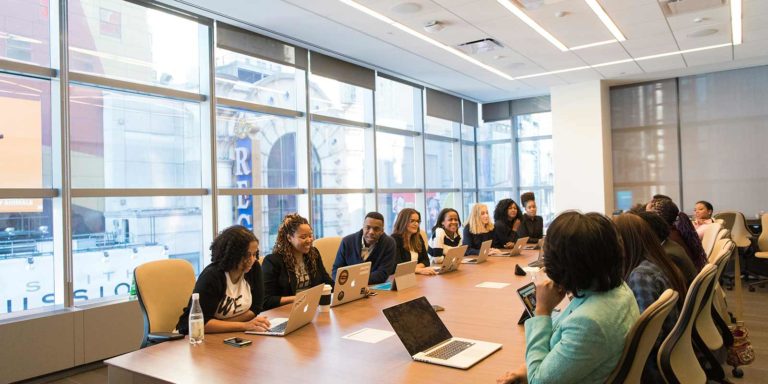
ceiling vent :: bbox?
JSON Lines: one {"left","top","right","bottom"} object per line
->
{"left": 659, "top": 0, "right": 726, "bottom": 16}
{"left": 457, "top": 38, "right": 503, "bottom": 54}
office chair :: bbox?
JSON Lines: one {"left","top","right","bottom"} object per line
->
{"left": 745, "top": 213, "right": 768, "bottom": 291}
{"left": 698, "top": 240, "right": 736, "bottom": 356}
{"left": 715, "top": 212, "right": 752, "bottom": 248}
{"left": 701, "top": 222, "right": 723, "bottom": 261}
{"left": 134, "top": 259, "right": 196, "bottom": 348}
{"left": 314, "top": 236, "right": 342, "bottom": 276}
{"left": 605, "top": 289, "right": 679, "bottom": 384}
{"left": 658, "top": 264, "right": 717, "bottom": 384}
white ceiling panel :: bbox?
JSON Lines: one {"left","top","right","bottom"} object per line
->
{"left": 524, "top": 0, "right": 614, "bottom": 48}
{"left": 682, "top": 45, "right": 733, "bottom": 67}
{"left": 572, "top": 42, "right": 633, "bottom": 66}
{"left": 620, "top": 34, "right": 681, "bottom": 58}
{"left": 449, "top": 0, "right": 510, "bottom": 24}
{"left": 636, "top": 55, "right": 686, "bottom": 73}
{"left": 594, "top": 60, "right": 644, "bottom": 78}
{"left": 734, "top": 39, "right": 768, "bottom": 60}
{"left": 554, "top": 68, "right": 604, "bottom": 83}
{"left": 517, "top": 75, "right": 570, "bottom": 90}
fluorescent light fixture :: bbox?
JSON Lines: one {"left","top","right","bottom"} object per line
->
{"left": 496, "top": 0, "right": 568, "bottom": 51}
{"left": 584, "top": 0, "right": 626, "bottom": 42}
{"left": 569, "top": 39, "right": 618, "bottom": 51}
{"left": 339, "top": 0, "right": 514, "bottom": 80}
{"left": 731, "top": 0, "right": 742, "bottom": 45}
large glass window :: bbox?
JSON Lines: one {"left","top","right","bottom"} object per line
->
{"left": 68, "top": 0, "right": 203, "bottom": 92}
{"left": 0, "top": 0, "right": 51, "bottom": 67}
{"left": 309, "top": 75, "right": 372, "bottom": 123}
{"left": 515, "top": 112, "right": 554, "bottom": 224}
{"left": 312, "top": 193, "right": 374, "bottom": 238}
{"left": 375, "top": 77, "right": 421, "bottom": 131}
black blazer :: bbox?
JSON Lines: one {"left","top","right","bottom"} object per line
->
{"left": 392, "top": 233, "right": 430, "bottom": 268}
{"left": 462, "top": 224, "right": 494, "bottom": 255}
{"left": 262, "top": 247, "right": 333, "bottom": 310}
{"left": 517, "top": 215, "right": 544, "bottom": 239}
{"left": 492, "top": 219, "right": 519, "bottom": 249}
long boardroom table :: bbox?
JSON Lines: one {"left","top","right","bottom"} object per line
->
{"left": 106, "top": 250, "right": 543, "bottom": 383}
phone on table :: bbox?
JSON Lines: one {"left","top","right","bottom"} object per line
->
{"left": 223, "top": 337, "right": 252, "bottom": 347}
{"left": 516, "top": 282, "right": 537, "bottom": 318}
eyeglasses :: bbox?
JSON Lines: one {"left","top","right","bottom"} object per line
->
{"left": 409, "top": 219, "right": 421, "bottom": 224}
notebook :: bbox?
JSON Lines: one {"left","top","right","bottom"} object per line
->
{"left": 330, "top": 261, "right": 372, "bottom": 307}
{"left": 245, "top": 283, "right": 323, "bottom": 336}
{"left": 462, "top": 240, "right": 492, "bottom": 264}
{"left": 370, "top": 260, "right": 417, "bottom": 291}
{"left": 383, "top": 296, "right": 502, "bottom": 369}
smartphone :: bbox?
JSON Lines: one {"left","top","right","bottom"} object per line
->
{"left": 223, "top": 337, "right": 252, "bottom": 347}
{"left": 516, "top": 282, "right": 537, "bottom": 318}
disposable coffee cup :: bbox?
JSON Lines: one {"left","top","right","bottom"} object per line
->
{"left": 319, "top": 284, "right": 332, "bottom": 312}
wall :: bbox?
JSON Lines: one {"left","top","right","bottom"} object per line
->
{"left": 551, "top": 80, "right": 613, "bottom": 215}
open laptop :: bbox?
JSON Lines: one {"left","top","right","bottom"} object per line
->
{"left": 432, "top": 245, "right": 468, "bottom": 274}
{"left": 523, "top": 237, "right": 544, "bottom": 250}
{"left": 370, "top": 260, "right": 417, "bottom": 291}
{"left": 383, "top": 296, "right": 502, "bottom": 369}
{"left": 528, "top": 245, "right": 545, "bottom": 268}
{"left": 245, "top": 283, "right": 323, "bottom": 336}
{"left": 462, "top": 240, "right": 491, "bottom": 264}
{"left": 491, "top": 237, "right": 529, "bottom": 257}
{"left": 331, "top": 261, "right": 372, "bottom": 307}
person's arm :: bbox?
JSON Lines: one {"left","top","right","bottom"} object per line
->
{"left": 261, "top": 255, "right": 287, "bottom": 310}
{"left": 491, "top": 222, "right": 508, "bottom": 249}
{"left": 462, "top": 225, "right": 479, "bottom": 255}
{"left": 369, "top": 237, "right": 396, "bottom": 284}
{"left": 204, "top": 312, "right": 271, "bottom": 333}
{"left": 331, "top": 238, "right": 347, "bottom": 282}
{"left": 429, "top": 228, "right": 446, "bottom": 256}
{"left": 627, "top": 267, "right": 664, "bottom": 313}
{"left": 517, "top": 218, "right": 530, "bottom": 238}
{"left": 534, "top": 216, "right": 544, "bottom": 239}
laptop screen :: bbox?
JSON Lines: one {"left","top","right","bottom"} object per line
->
{"left": 383, "top": 297, "right": 452, "bottom": 356}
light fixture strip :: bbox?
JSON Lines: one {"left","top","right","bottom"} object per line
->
{"left": 569, "top": 39, "right": 618, "bottom": 51}
{"left": 496, "top": 0, "right": 569, "bottom": 52}
{"left": 731, "top": 0, "right": 742, "bottom": 45}
{"left": 339, "top": 0, "right": 514, "bottom": 80}
{"left": 584, "top": 0, "right": 626, "bottom": 42}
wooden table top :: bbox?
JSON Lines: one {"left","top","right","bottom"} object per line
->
{"left": 106, "top": 251, "right": 541, "bottom": 383}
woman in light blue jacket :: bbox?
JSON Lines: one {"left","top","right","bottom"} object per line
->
{"left": 497, "top": 211, "right": 640, "bottom": 384}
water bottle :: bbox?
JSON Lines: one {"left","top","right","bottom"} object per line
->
{"left": 188, "top": 293, "right": 204, "bottom": 345}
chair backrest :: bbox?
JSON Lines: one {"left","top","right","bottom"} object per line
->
{"left": 420, "top": 229, "right": 428, "bottom": 248}
{"left": 700, "top": 222, "right": 722, "bottom": 261}
{"left": 605, "top": 289, "right": 679, "bottom": 384}
{"left": 658, "top": 264, "right": 717, "bottom": 384}
{"left": 716, "top": 211, "right": 752, "bottom": 247}
{"left": 134, "top": 259, "right": 196, "bottom": 336}
{"left": 758, "top": 213, "right": 768, "bottom": 252}
{"left": 697, "top": 240, "right": 735, "bottom": 351}
{"left": 715, "top": 228, "right": 729, "bottom": 243}
{"left": 314, "top": 237, "right": 342, "bottom": 275}
{"left": 714, "top": 212, "right": 735, "bottom": 233}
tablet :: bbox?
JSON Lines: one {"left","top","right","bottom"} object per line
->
{"left": 516, "top": 282, "right": 537, "bottom": 318}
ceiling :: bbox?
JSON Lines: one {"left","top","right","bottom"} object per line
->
{"left": 178, "top": 0, "right": 768, "bottom": 102}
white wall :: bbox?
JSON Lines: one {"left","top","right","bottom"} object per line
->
{"left": 551, "top": 81, "right": 613, "bottom": 215}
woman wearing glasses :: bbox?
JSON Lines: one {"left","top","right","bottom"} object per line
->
{"left": 391, "top": 208, "right": 437, "bottom": 275}
{"left": 177, "top": 225, "right": 271, "bottom": 334}
{"left": 262, "top": 213, "right": 333, "bottom": 310}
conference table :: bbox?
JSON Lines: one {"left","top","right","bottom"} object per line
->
{"left": 106, "top": 250, "right": 543, "bottom": 383}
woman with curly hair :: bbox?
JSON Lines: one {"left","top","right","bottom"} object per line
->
{"left": 176, "top": 225, "right": 271, "bottom": 334}
{"left": 647, "top": 197, "right": 707, "bottom": 270}
{"left": 262, "top": 213, "right": 333, "bottom": 310}
{"left": 492, "top": 198, "right": 522, "bottom": 249}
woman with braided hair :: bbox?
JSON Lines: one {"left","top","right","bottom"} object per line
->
{"left": 647, "top": 197, "right": 707, "bottom": 270}
{"left": 262, "top": 213, "right": 333, "bottom": 310}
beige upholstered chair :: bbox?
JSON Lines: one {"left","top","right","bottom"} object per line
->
{"left": 715, "top": 211, "right": 752, "bottom": 248}
{"left": 314, "top": 236, "right": 342, "bottom": 277}
{"left": 420, "top": 229, "right": 429, "bottom": 248}
{"left": 700, "top": 222, "right": 722, "bottom": 261}
{"left": 605, "top": 289, "right": 679, "bottom": 384}
{"left": 134, "top": 259, "right": 196, "bottom": 347}
{"left": 658, "top": 264, "right": 717, "bottom": 384}
{"left": 745, "top": 213, "right": 768, "bottom": 291}
{"left": 698, "top": 239, "right": 735, "bottom": 353}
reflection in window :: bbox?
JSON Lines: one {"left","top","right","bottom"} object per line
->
{"left": 71, "top": 196, "right": 203, "bottom": 304}
{"left": 425, "top": 116, "right": 460, "bottom": 138}
{"left": 312, "top": 194, "right": 374, "bottom": 238}
{"left": 375, "top": 77, "right": 421, "bottom": 131}
{"left": 425, "top": 139, "right": 457, "bottom": 189}
{"left": 69, "top": 85, "right": 202, "bottom": 189}
{"left": 516, "top": 112, "right": 552, "bottom": 138}
{"left": 311, "top": 122, "right": 371, "bottom": 189}
{"left": 215, "top": 49, "right": 306, "bottom": 111}
{"left": 0, "top": 0, "right": 50, "bottom": 66}
{"left": 309, "top": 75, "right": 372, "bottom": 123}
{"left": 376, "top": 132, "right": 416, "bottom": 188}
{"left": 424, "top": 192, "right": 460, "bottom": 234}
{"left": 377, "top": 192, "right": 420, "bottom": 233}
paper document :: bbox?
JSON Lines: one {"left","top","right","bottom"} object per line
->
{"left": 522, "top": 267, "right": 541, "bottom": 274}
{"left": 475, "top": 282, "right": 510, "bottom": 289}
{"left": 342, "top": 328, "right": 396, "bottom": 344}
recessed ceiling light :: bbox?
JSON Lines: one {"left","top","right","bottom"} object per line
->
{"left": 584, "top": 0, "right": 626, "bottom": 42}
{"left": 693, "top": 17, "right": 707, "bottom": 23}
{"left": 496, "top": 0, "right": 568, "bottom": 51}
{"left": 731, "top": 0, "right": 742, "bottom": 45}
{"left": 555, "top": 11, "right": 568, "bottom": 18}
{"left": 687, "top": 28, "right": 718, "bottom": 38}
{"left": 423, "top": 20, "right": 445, "bottom": 33}
{"left": 391, "top": 2, "right": 422, "bottom": 14}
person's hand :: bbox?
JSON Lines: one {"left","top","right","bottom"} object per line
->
{"left": 504, "top": 242, "right": 514, "bottom": 249}
{"left": 497, "top": 364, "right": 527, "bottom": 384}
{"left": 243, "top": 316, "right": 271, "bottom": 332}
{"left": 416, "top": 267, "right": 437, "bottom": 275}
{"left": 534, "top": 279, "right": 565, "bottom": 316}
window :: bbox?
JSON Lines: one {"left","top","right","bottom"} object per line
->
{"left": 312, "top": 193, "right": 374, "bottom": 238}
{"left": 99, "top": 8, "right": 121, "bottom": 39}
{"left": 515, "top": 112, "right": 554, "bottom": 224}
{"left": 0, "top": 0, "right": 50, "bottom": 66}
{"left": 309, "top": 75, "right": 372, "bottom": 123}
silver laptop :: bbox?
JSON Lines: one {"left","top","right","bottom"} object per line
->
{"left": 462, "top": 240, "right": 492, "bottom": 264}
{"left": 528, "top": 241, "right": 545, "bottom": 268}
{"left": 331, "top": 261, "right": 372, "bottom": 307}
{"left": 245, "top": 283, "right": 323, "bottom": 336}
{"left": 370, "top": 260, "right": 417, "bottom": 291}
{"left": 491, "top": 237, "right": 529, "bottom": 257}
{"left": 383, "top": 296, "right": 502, "bottom": 369}
{"left": 432, "top": 245, "right": 468, "bottom": 274}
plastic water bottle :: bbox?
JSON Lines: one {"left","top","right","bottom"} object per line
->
{"left": 188, "top": 293, "right": 204, "bottom": 345}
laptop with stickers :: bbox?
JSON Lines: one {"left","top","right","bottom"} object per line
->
{"left": 330, "top": 261, "right": 372, "bottom": 307}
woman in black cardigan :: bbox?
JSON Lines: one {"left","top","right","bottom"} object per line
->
{"left": 391, "top": 208, "right": 437, "bottom": 275}
{"left": 262, "top": 213, "right": 333, "bottom": 310}
{"left": 492, "top": 198, "right": 522, "bottom": 249}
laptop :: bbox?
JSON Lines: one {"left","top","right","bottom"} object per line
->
{"left": 461, "top": 240, "right": 491, "bottom": 264}
{"left": 383, "top": 296, "right": 502, "bottom": 369}
{"left": 523, "top": 237, "right": 544, "bottom": 250}
{"left": 370, "top": 260, "right": 417, "bottom": 291}
{"left": 528, "top": 245, "right": 545, "bottom": 268}
{"left": 432, "top": 245, "right": 468, "bottom": 274}
{"left": 331, "top": 261, "right": 372, "bottom": 307}
{"left": 245, "top": 283, "right": 323, "bottom": 336}
{"left": 491, "top": 237, "right": 529, "bottom": 257}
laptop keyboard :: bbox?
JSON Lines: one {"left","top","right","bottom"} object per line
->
{"left": 269, "top": 322, "right": 287, "bottom": 333}
{"left": 425, "top": 340, "right": 475, "bottom": 360}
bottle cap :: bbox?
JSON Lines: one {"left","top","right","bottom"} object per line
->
{"left": 192, "top": 293, "right": 199, "bottom": 300}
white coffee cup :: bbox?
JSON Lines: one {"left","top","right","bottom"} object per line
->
{"left": 318, "top": 284, "right": 332, "bottom": 312}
